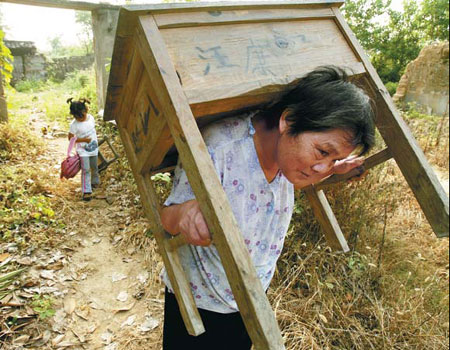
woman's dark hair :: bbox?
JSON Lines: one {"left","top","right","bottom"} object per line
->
{"left": 256, "top": 66, "right": 376, "bottom": 155}
{"left": 67, "top": 98, "right": 90, "bottom": 118}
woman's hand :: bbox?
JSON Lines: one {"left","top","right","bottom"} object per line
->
{"left": 331, "top": 155, "right": 367, "bottom": 183}
{"left": 332, "top": 155, "right": 365, "bottom": 175}
{"left": 161, "top": 200, "right": 212, "bottom": 247}
{"left": 76, "top": 137, "right": 92, "bottom": 143}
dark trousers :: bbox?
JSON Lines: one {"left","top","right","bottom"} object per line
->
{"left": 163, "top": 289, "right": 252, "bottom": 350}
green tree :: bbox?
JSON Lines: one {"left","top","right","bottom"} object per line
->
{"left": 0, "top": 30, "right": 12, "bottom": 82}
{"left": 375, "top": 1, "right": 423, "bottom": 83}
{"left": 419, "top": 0, "right": 449, "bottom": 42}
{"left": 48, "top": 36, "right": 67, "bottom": 57}
{"left": 75, "top": 11, "right": 93, "bottom": 55}
{"left": 342, "top": 0, "right": 391, "bottom": 52}
{"left": 343, "top": 0, "right": 449, "bottom": 84}
{"left": 0, "top": 29, "right": 12, "bottom": 123}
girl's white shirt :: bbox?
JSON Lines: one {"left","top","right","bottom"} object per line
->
{"left": 69, "top": 114, "right": 98, "bottom": 157}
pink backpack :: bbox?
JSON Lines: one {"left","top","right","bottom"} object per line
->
{"left": 60, "top": 137, "right": 81, "bottom": 179}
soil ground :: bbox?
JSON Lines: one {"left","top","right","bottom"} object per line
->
{"left": 14, "top": 114, "right": 164, "bottom": 350}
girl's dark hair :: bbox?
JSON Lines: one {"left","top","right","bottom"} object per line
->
{"left": 256, "top": 66, "right": 376, "bottom": 155}
{"left": 67, "top": 98, "right": 90, "bottom": 118}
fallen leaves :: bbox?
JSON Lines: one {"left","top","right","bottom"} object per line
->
{"left": 112, "top": 272, "right": 127, "bottom": 283}
{"left": 116, "top": 291, "right": 128, "bottom": 302}
{"left": 0, "top": 253, "right": 10, "bottom": 263}
{"left": 121, "top": 315, "right": 136, "bottom": 328}
{"left": 139, "top": 315, "right": 159, "bottom": 333}
{"left": 63, "top": 297, "right": 76, "bottom": 315}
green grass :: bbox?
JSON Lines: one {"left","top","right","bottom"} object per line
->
{"left": 31, "top": 295, "right": 56, "bottom": 320}
{"left": 8, "top": 67, "right": 98, "bottom": 130}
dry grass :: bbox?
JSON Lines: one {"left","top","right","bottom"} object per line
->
{"left": 109, "top": 111, "right": 449, "bottom": 350}
{"left": 0, "top": 122, "right": 44, "bottom": 162}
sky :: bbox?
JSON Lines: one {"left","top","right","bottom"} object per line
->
{"left": 0, "top": 0, "right": 407, "bottom": 52}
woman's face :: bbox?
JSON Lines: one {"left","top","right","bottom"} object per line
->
{"left": 276, "top": 115, "right": 356, "bottom": 188}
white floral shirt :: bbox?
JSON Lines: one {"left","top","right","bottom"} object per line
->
{"left": 163, "top": 113, "right": 294, "bottom": 314}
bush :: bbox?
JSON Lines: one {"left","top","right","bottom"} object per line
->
{"left": 14, "top": 79, "right": 47, "bottom": 93}
{"left": 385, "top": 81, "right": 399, "bottom": 96}
{"left": 61, "top": 68, "right": 98, "bottom": 116}
{"left": 62, "top": 70, "right": 89, "bottom": 90}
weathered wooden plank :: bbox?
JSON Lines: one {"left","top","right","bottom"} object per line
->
{"left": 123, "top": 74, "right": 165, "bottom": 163}
{"left": 111, "top": 2, "right": 343, "bottom": 41}
{"left": 106, "top": 6, "right": 364, "bottom": 121}
{"left": 117, "top": 125, "right": 205, "bottom": 337}
{"left": 165, "top": 234, "right": 188, "bottom": 252}
{"left": 332, "top": 8, "right": 449, "bottom": 238}
{"left": 314, "top": 148, "right": 393, "bottom": 191}
{"left": 303, "top": 186, "right": 350, "bottom": 252}
{"left": 124, "top": 1, "right": 344, "bottom": 15}
{"left": 124, "top": 70, "right": 150, "bottom": 135}
{"left": 116, "top": 46, "right": 144, "bottom": 128}
{"left": 104, "top": 25, "right": 135, "bottom": 122}
{"left": 139, "top": 125, "right": 173, "bottom": 175}
{"left": 137, "top": 15, "right": 285, "bottom": 349}
{"left": 118, "top": 54, "right": 173, "bottom": 174}
{"left": 131, "top": 79, "right": 172, "bottom": 174}
{"left": 104, "top": 85, "right": 122, "bottom": 123}
{"left": 150, "top": 165, "right": 176, "bottom": 177}
{"left": 160, "top": 19, "right": 364, "bottom": 112}
{"left": 154, "top": 8, "right": 334, "bottom": 28}
{"left": 188, "top": 63, "right": 364, "bottom": 118}
{"left": 2, "top": 0, "right": 118, "bottom": 11}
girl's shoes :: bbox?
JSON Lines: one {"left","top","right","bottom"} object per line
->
{"left": 82, "top": 193, "right": 92, "bottom": 201}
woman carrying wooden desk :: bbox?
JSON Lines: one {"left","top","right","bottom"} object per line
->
{"left": 161, "top": 66, "right": 375, "bottom": 350}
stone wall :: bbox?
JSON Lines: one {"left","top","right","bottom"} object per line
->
{"left": 10, "top": 55, "right": 24, "bottom": 83}
{"left": 6, "top": 40, "right": 94, "bottom": 84}
{"left": 10, "top": 53, "right": 47, "bottom": 83}
{"left": 394, "top": 42, "right": 449, "bottom": 116}
{"left": 10, "top": 53, "right": 94, "bottom": 84}
{"left": 6, "top": 40, "right": 47, "bottom": 84}
{"left": 47, "top": 54, "right": 95, "bottom": 81}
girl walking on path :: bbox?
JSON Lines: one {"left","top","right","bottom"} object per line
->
{"left": 67, "top": 98, "right": 100, "bottom": 201}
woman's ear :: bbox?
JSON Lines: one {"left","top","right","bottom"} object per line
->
{"left": 279, "top": 110, "right": 290, "bottom": 134}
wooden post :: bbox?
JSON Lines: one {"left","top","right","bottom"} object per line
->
{"left": 303, "top": 186, "right": 350, "bottom": 252}
{"left": 91, "top": 8, "right": 119, "bottom": 111}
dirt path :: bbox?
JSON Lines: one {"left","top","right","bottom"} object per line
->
{"left": 22, "top": 114, "right": 163, "bottom": 349}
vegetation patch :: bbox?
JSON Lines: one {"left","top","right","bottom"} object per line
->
{"left": 0, "top": 125, "right": 65, "bottom": 251}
